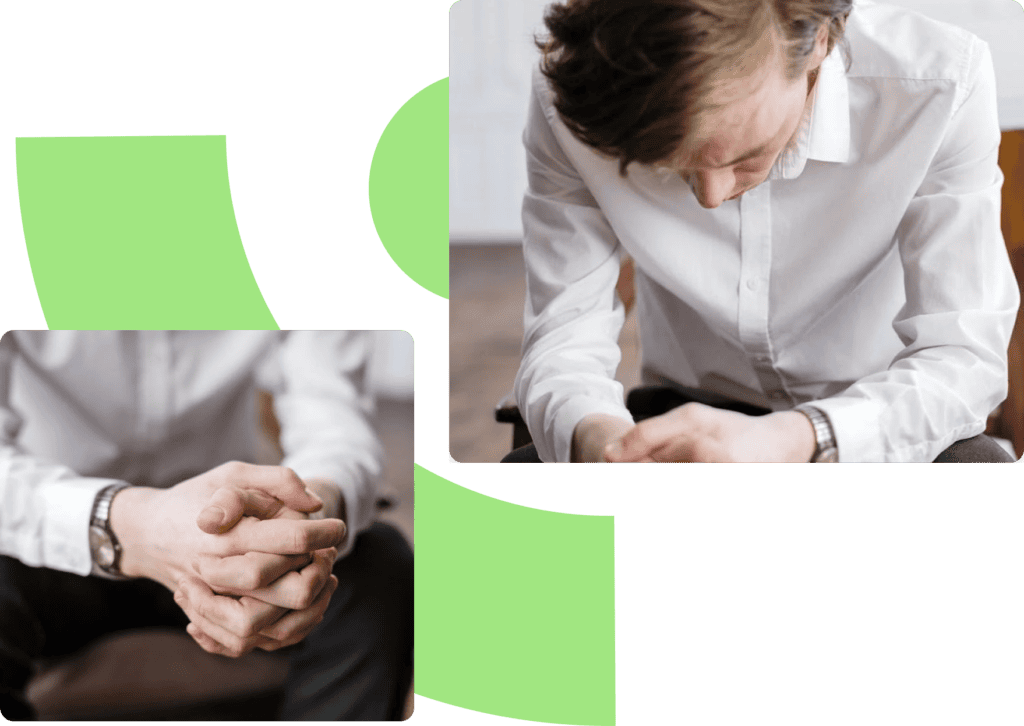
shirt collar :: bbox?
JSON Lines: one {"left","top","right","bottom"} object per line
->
{"left": 806, "top": 46, "right": 851, "bottom": 164}
{"left": 767, "top": 46, "right": 851, "bottom": 181}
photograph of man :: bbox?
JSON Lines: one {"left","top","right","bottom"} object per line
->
{"left": 0, "top": 330, "right": 413, "bottom": 720}
{"left": 500, "top": 0, "right": 1020, "bottom": 463}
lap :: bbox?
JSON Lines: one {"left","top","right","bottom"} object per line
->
{"left": 501, "top": 386, "right": 1015, "bottom": 463}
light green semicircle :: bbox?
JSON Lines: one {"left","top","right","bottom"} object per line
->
{"left": 415, "top": 465, "right": 615, "bottom": 725}
{"left": 16, "top": 135, "right": 277, "bottom": 330}
{"left": 369, "top": 78, "right": 449, "bottom": 299}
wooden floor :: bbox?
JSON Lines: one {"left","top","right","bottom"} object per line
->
{"left": 450, "top": 243, "right": 640, "bottom": 463}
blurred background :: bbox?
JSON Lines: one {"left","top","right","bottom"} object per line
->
{"left": 449, "top": 0, "right": 1024, "bottom": 463}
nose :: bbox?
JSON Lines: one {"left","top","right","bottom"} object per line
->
{"left": 690, "top": 169, "right": 735, "bottom": 209}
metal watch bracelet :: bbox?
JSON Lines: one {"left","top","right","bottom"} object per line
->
{"left": 89, "top": 483, "right": 133, "bottom": 579}
{"left": 795, "top": 405, "right": 839, "bottom": 463}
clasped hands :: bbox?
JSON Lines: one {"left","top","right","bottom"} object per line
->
{"left": 111, "top": 462, "right": 346, "bottom": 658}
{"left": 573, "top": 403, "right": 816, "bottom": 463}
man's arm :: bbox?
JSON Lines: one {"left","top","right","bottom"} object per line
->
{"left": 515, "top": 69, "right": 637, "bottom": 462}
{"left": 108, "top": 462, "right": 343, "bottom": 593}
{"left": 0, "top": 332, "right": 129, "bottom": 574}
{"left": 804, "top": 38, "right": 1018, "bottom": 462}
{"left": 267, "top": 331, "right": 382, "bottom": 556}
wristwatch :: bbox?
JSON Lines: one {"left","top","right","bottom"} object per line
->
{"left": 795, "top": 405, "right": 839, "bottom": 463}
{"left": 89, "top": 483, "right": 133, "bottom": 579}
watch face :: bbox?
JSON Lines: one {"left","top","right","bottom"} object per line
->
{"left": 89, "top": 525, "right": 116, "bottom": 568}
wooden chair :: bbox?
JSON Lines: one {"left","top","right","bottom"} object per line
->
{"left": 989, "top": 130, "right": 1024, "bottom": 458}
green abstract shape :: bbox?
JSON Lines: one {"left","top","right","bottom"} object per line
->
{"left": 369, "top": 79, "right": 448, "bottom": 299}
{"left": 16, "top": 136, "right": 277, "bottom": 329}
{"left": 415, "top": 465, "right": 615, "bottom": 725}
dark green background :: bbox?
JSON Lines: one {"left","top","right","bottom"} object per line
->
{"left": 2, "top": 1, "right": 1024, "bottom": 724}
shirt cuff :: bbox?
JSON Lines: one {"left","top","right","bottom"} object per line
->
{"left": 40, "top": 477, "right": 127, "bottom": 576}
{"left": 549, "top": 396, "right": 634, "bottom": 463}
{"left": 805, "top": 397, "right": 885, "bottom": 463}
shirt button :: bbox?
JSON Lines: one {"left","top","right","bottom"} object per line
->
{"left": 745, "top": 278, "right": 758, "bottom": 291}
{"left": 768, "top": 391, "right": 785, "bottom": 401}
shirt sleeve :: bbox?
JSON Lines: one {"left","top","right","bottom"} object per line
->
{"left": 514, "top": 70, "right": 635, "bottom": 463}
{"left": 272, "top": 331, "right": 383, "bottom": 557}
{"left": 811, "top": 39, "right": 1020, "bottom": 462}
{"left": 0, "top": 332, "right": 126, "bottom": 575}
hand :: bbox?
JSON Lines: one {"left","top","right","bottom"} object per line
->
{"left": 181, "top": 479, "right": 345, "bottom": 655}
{"left": 109, "top": 461, "right": 346, "bottom": 592}
{"left": 603, "top": 404, "right": 815, "bottom": 463}
{"left": 194, "top": 483, "right": 342, "bottom": 608}
{"left": 174, "top": 549, "right": 340, "bottom": 658}
{"left": 571, "top": 414, "right": 635, "bottom": 462}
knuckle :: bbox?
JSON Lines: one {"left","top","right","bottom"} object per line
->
{"left": 237, "top": 568, "right": 263, "bottom": 592}
{"left": 290, "top": 528, "right": 310, "bottom": 553}
{"left": 221, "top": 460, "right": 245, "bottom": 478}
{"left": 294, "top": 584, "right": 317, "bottom": 611}
{"left": 235, "top": 617, "right": 257, "bottom": 638}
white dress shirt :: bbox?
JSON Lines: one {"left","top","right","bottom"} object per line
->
{"left": 0, "top": 330, "right": 382, "bottom": 575}
{"left": 514, "top": 0, "right": 1020, "bottom": 463}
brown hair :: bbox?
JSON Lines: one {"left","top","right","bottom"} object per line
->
{"left": 538, "top": 0, "right": 853, "bottom": 175}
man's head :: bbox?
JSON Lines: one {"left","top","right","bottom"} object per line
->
{"left": 538, "top": 0, "right": 852, "bottom": 208}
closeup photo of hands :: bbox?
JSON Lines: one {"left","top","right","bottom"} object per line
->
{"left": 0, "top": 330, "right": 413, "bottom": 721}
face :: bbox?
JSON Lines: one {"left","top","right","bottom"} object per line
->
{"left": 668, "top": 29, "right": 828, "bottom": 210}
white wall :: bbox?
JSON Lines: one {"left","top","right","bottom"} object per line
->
{"left": 449, "top": 0, "right": 549, "bottom": 243}
{"left": 448, "top": 0, "right": 1024, "bottom": 244}
{"left": 369, "top": 330, "right": 414, "bottom": 401}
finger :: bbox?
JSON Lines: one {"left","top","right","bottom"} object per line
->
{"left": 176, "top": 576, "right": 288, "bottom": 638}
{"left": 240, "top": 548, "right": 336, "bottom": 610}
{"left": 197, "top": 551, "right": 312, "bottom": 592}
{"left": 607, "top": 415, "right": 687, "bottom": 462}
{"left": 184, "top": 606, "right": 274, "bottom": 658}
{"left": 187, "top": 622, "right": 230, "bottom": 657}
{"left": 259, "top": 575, "right": 338, "bottom": 645}
{"left": 213, "top": 517, "right": 346, "bottom": 557}
{"left": 220, "top": 463, "right": 324, "bottom": 514}
{"left": 198, "top": 487, "right": 284, "bottom": 534}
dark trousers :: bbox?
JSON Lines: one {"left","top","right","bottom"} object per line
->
{"left": 501, "top": 386, "right": 1016, "bottom": 463}
{"left": 0, "top": 522, "right": 413, "bottom": 721}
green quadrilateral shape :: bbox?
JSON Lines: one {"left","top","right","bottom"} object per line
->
{"left": 415, "top": 465, "right": 615, "bottom": 725}
{"left": 16, "top": 136, "right": 276, "bottom": 330}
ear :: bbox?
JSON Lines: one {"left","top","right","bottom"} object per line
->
{"left": 812, "top": 22, "right": 830, "bottom": 65}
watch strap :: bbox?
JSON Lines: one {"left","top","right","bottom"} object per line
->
{"left": 90, "top": 483, "right": 132, "bottom": 579}
{"left": 795, "top": 405, "right": 838, "bottom": 463}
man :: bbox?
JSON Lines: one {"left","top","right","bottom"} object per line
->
{"left": 0, "top": 331, "right": 413, "bottom": 720}
{"left": 509, "top": 0, "right": 1020, "bottom": 462}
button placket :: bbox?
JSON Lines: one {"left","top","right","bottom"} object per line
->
{"left": 738, "top": 186, "right": 787, "bottom": 403}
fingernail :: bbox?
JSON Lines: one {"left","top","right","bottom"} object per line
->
{"left": 605, "top": 441, "right": 623, "bottom": 460}
{"left": 304, "top": 486, "right": 322, "bottom": 503}
{"left": 208, "top": 506, "right": 227, "bottom": 526}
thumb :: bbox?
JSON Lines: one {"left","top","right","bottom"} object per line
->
{"left": 198, "top": 487, "right": 283, "bottom": 534}
{"left": 605, "top": 421, "right": 666, "bottom": 462}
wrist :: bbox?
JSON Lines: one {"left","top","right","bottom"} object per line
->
{"left": 304, "top": 479, "right": 346, "bottom": 521}
{"left": 108, "top": 486, "right": 159, "bottom": 579}
{"left": 769, "top": 411, "right": 816, "bottom": 463}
